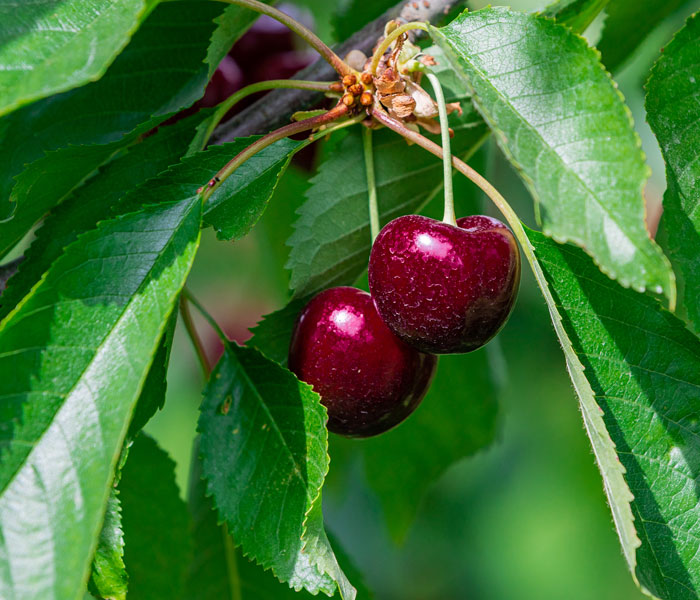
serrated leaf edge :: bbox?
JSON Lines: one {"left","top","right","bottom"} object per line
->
{"left": 0, "top": 195, "right": 202, "bottom": 595}
{"left": 197, "top": 343, "right": 339, "bottom": 596}
{"left": 0, "top": 0, "right": 152, "bottom": 119}
{"left": 430, "top": 8, "right": 676, "bottom": 305}
{"left": 522, "top": 226, "right": 651, "bottom": 596}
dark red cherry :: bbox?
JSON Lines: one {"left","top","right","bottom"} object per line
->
{"left": 368, "top": 214, "right": 520, "bottom": 354}
{"left": 199, "top": 55, "right": 244, "bottom": 108}
{"left": 288, "top": 287, "right": 437, "bottom": 437}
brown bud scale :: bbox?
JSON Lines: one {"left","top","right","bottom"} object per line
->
{"left": 360, "top": 91, "right": 373, "bottom": 106}
{"left": 342, "top": 74, "right": 357, "bottom": 87}
{"left": 342, "top": 93, "right": 356, "bottom": 106}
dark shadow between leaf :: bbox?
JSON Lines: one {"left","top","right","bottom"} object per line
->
{"left": 550, "top": 242, "right": 700, "bottom": 599}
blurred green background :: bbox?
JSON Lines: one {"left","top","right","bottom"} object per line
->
{"left": 145, "top": 1, "right": 700, "bottom": 598}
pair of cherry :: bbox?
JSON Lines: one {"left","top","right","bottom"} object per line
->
{"left": 288, "top": 213, "right": 521, "bottom": 437}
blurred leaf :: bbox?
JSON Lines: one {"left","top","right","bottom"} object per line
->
{"left": 198, "top": 344, "right": 355, "bottom": 598}
{"left": 362, "top": 348, "right": 500, "bottom": 542}
{"left": 529, "top": 228, "right": 700, "bottom": 600}
{"left": 202, "top": 137, "right": 306, "bottom": 240}
{"left": 0, "top": 0, "right": 154, "bottom": 117}
{"left": 431, "top": 8, "right": 675, "bottom": 302}
{"left": 540, "top": 0, "right": 609, "bottom": 31}
{"left": 0, "top": 1, "right": 222, "bottom": 257}
{"left": 332, "top": 0, "right": 397, "bottom": 41}
{"left": 0, "top": 109, "right": 210, "bottom": 323}
{"left": 287, "top": 77, "right": 489, "bottom": 298}
{"left": 646, "top": 13, "right": 700, "bottom": 335}
{"left": 0, "top": 193, "right": 202, "bottom": 598}
{"left": 120, "top": 434, "right": 192, "bottom": 599}
{"left": 89, "top": 491, "right": 127, "bottom": 600}
{"left": 0, "top": 258, "right": 20, "bottom": 298}
{"left": 598, "top": 0, "right": 687, "bottom": 73}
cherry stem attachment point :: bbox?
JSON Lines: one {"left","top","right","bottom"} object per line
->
{"left": 425, "top": 71, "right": 456, "bottom": 227}
{"left": 217, "top": 0, "right": 354, "bottom": 77}
{"left": 362, "top": 127, "right": 380, "bottom": 242}
{"left": 372, "top": 107, "right": 535, "bottom": 278}
{"left": 201, "top": 79, "right": 337, "bottom": 150}
{"left": 179, "top": 292, "right": 211, "bottom": 378}
{"left": 369, "top": 21, "right": 430, "bottom": 75}
{"left": 200, "top": 103, "right": 350, "bottom": 202}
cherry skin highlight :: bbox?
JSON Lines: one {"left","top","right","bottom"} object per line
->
{"left": 368, "top": 214, "right": 521, "bottom": 354}
{"left": 288, "top": 286, "right": 437, "bottom": 437}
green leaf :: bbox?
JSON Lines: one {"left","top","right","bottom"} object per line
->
{"left": 287, "top": 87, "right": 489, "bottom": 298}
{"left": 89, "top": 491, "right": 127, "bottom": 600}
{"left": 0, "top": 1, "right": 222, "bottom": 256}
{"left": 120, "top": 434, "right": 192, "bottom": 599}
{"left": 431, "top": 7, "right": 675, "bottom": 302}
{"left": 202, "top": 137, "right": 305, "bottom": 240}
{"left": 528, "top": 228, "right": 700, "bottom": 600}
{"left": 646, "top": 13, "right": 700, "bottom": 335}
{"left": 332, "top": 0, "right": 397, "bottom": 41}
{"left": 362, "top": 348, "right": 500, "bottom": 542}
{"left": 598, "top": 0, "right": 687, "bottom": 73}
{"left": 0, "top": 109, "right": 210, "bottom": 323}
{"left": 198, "top": 344, "right": 355, "bottom": 598}
{"left": 540, "top": 0, "right": 609, "bottom": 32}
{"left": 207, "top": 2, "right": 274, "bottom": 77}
{"left": 186, "top": 440, "right": 318, "bottom": 600}
{"left": 0, "top": 0, "right": 154, "bottom": 117}
{"left": 0, "top": 194, "right": 202, "bottom": 599}
{"left": 127, "top": 311, "right": 177, "bottom": 440}
{"left": 248, "top": 298, "right": 308, "bottom": 366}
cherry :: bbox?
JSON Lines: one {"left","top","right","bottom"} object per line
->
{"left": 368, "top": 214, "right": 520, "bottom": 354}
{"left": 288, "top": 287, "right": 437, "bottom": 437}
{"left": 199, "top": 55, "right": 244, "bottom": 108}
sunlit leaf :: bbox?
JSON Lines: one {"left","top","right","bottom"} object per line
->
{"left": 431, "top": 8, "right": 675, "bottom": 301}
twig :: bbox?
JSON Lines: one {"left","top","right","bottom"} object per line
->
{"left": 210, "top": 0, "right": 460, "bottom": 143}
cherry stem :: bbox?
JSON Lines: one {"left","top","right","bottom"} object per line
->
{"left": 183, "top": 287, "right": 229, "bottom": 345}
{"left": 200, "top": 103, "right": 349, "bottom": 202}
{"left": 425, "top": 72, "right": 456, "bottom": 227}
{"left": 217, "top": 0, "right": 353, "bottom": 77}
{"left": 201, "top": 79, "right": 337, "bottom": 150}
{"left": 179, "top": 293, "right": 212, "bottom": 378}
{"left": 362, "top": 127, "right": 380, "bottom": 241}
{"left": 372, "top": 107, "right": 537, "bottom": 276}
{"left": 369, "top": 21, "right": 429, "bottom": 75}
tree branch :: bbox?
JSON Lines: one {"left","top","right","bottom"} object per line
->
{"left": 210, "top": 0, "right": 461, "bottom": 144}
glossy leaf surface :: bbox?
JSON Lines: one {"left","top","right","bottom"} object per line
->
{"left": 0, "top": 1, "right": 221, "bottom": 256}
{"left": 646, "top": 13, "right": 700, "bottom": 333}
{"left": 431, "top": 8, "right": 675, "bottom": 301}
{"left": 0, "top": 194, "right": 202, "bottom": 599}
{"left": 0, "top": 0, "right": 151, "bottom": 116}
{"left": 529, "top": 229, "right": 700, "bottom": 599}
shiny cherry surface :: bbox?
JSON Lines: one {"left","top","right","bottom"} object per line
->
{"left": 288, "top": 287, "right": 437, "bottom": 437}
{"left": 368, "top": 214, "right": 520, "bottom": 354}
